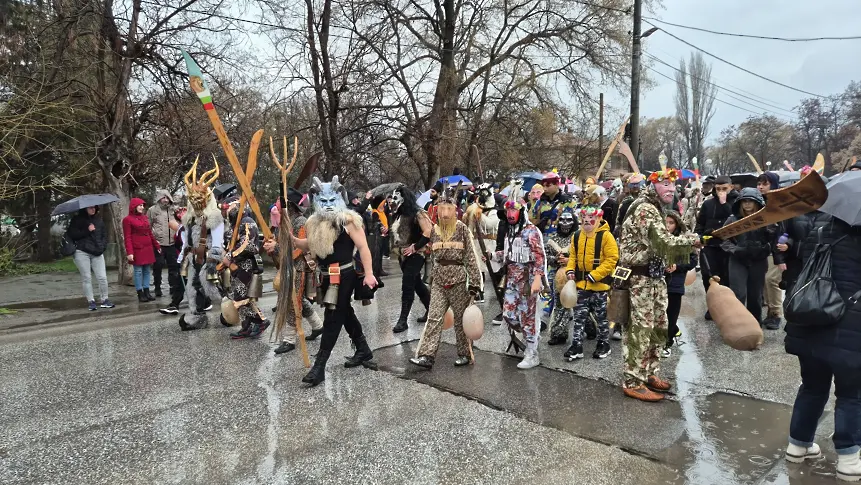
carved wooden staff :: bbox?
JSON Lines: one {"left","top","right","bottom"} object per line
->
{"left": 216, "top": 131, "right": 262, "bottom": 272}
{"left": 594, "top": 115, "right": 631, "bottom": 180}
{"left": 270, "top": 136, "right": 310, "bottom": 368}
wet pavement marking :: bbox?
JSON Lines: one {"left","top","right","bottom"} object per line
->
{"left": 373, "top": 341, "right": 795, "bottom": 484}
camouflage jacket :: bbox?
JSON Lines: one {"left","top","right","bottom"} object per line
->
{"left": 618, "top": 191, "right": 698, "bottom": 268}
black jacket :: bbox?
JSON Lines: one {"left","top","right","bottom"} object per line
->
{"left": 784, "top": 213, "right": 861, "bottom": 369}
{"left": 778, "top": 213, "right": 814, "bottom": 292}
{"left": 601, "top": 198, "right": 618, "bottom": 235}
{"left": 695, "top": 191, "right": 738, "bottom": 246}
{"left": 665, "top": 251, "right": 698, "bottom": 295}
{"left": 67, "top": 209, "right": 108, "bottom": 256}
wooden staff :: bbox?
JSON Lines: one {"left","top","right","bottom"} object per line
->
{"left": 595, "top": 115, "right": 631, "bottom": 180}
{"left": 216, "top": 132, "right": 262, "bottom": 272}
{"left": 270, "top": 136, "right": 310, "bottom": 368}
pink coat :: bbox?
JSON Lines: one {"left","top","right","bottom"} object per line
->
{"left": 123, "top": 198, "right": 160, "bottom": 266}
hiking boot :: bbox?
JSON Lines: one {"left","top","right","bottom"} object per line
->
{"left": 547, "top": 335, "right": 566, "bottom": 346}
{"left": 647, "top": 375, "right": 672, "bottom": 393}
{"left": 837, "top": 451, "right": 861, "bottom": 482}
{"left": 274, "top": 342, "right": 296, "bottom": 355}
{"left": 785, "top": 442, "right": 822, "bottom": 463}
{"left": 100, "top": 299, "right": 115, "bottom": 309}
{"left": 159, "top": 305, "right": 179, "bottom": 315}
{"left": 302, "top": 350, "right": 331, "bottom": 387}
{"left": 454, "top": 356, "right": 472, "bottom": 366}
{"left": 88, "top": 301, "right": 98, "bottom": 311}
{"left": 409, "top": 355, "right": 434, "bottom": 369}
{"left": 623, "top": 385, "right": 664, "bottom": 402}
{"left": 763, "top": 316, "right": 782, "bottom": 330}
{"left": 250, "top": 320, "right": 271, "bottom": 338}
{"left": 564, "top": 343, "right": 584, "bottom": 361}
{"left": 593, "top": 341, "right": 612, "bottom": 359}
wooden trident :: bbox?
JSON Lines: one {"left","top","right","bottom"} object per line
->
{"left": 270, "top": 136, "right": 310, "bottom": 368}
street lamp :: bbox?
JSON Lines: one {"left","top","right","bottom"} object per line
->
{"left": 766, "top": 161, "right": 772, "bottom": 171}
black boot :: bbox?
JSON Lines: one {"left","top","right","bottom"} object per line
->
{"left": 393, "top": 300, "right": 412, "bottom": 333}
{"left": 344, "top": 336, "right": 373, "bottom": 368}
{"left": 137, "top": 290, "right": 148, "bottom": 303}
{"left": 305, "top": 328, "right": 324, "bottom": 341}
{"left": 416, "top": 309, "right": 428, "bottom": 324}
{"left": 143, "top": 288, "right": 156, "bottom": 302}
{"left": 302, "top": 350, "right": 331, "bottom": 386}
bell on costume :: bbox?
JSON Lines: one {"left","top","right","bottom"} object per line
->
{"left": 322, "top": 284, "right": 339, "bottom": 309}
{"left": 247, "top": 271, "right": 264, "bottom": 299}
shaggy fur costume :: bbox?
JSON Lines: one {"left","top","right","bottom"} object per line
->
{"left": 304, "top": 210, "right": 364, "bottom": 260}
{"left": 178, "top": 196, "right": 225, "bottom": 331}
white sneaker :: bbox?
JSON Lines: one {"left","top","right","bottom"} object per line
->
{"left": 837, "top": 451, "right": 861, "bottom": 482}
{"left": 517, "top": 348, "right": 540, "bottom": 369}
{"left": 785, "top": 442, "right": 822, "bottom": 463}
{"left": 661, "top": 347, "right": 672, "bottom": 358}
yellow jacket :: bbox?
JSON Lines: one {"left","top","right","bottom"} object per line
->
{"left": 564, "top": 220, "right": 619, "bottom": 292}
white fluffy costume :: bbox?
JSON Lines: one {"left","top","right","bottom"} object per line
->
{"left": 178, "top": 158, "right": 225, "bottom": 331}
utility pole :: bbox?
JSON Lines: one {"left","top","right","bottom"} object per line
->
{"left": 598, "top": 92, "right": 604, "bottom": 170}
{"left": 629, "top": 0, "right": 643, "bottom": 163}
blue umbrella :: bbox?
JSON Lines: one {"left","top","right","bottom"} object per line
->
{"left": 51, "top": 194, "right": 120, "bottom": 216}
{"left": 679, "top": 169, "right": 697, "bottom": 179}
{"left": 439, "top": 175, "right": 472, "bottom": 185}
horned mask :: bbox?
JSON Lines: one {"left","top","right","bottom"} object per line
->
{"left": 310, "top": 176, "right": 348, "bottom": 215}
{"left": 185, "top": 156, "right": 220, "bottom": 215}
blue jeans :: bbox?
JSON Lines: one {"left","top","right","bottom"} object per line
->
{"left": 789, "top": 355, "right": 861, "bottom": 455}
{"left": 133, "top": 265, "right": 151, "bottom": 291}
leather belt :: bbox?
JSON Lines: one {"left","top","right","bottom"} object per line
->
{"left": 626, "top": 265, "right": 652, "bottom": 277}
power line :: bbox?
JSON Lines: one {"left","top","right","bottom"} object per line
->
{"left": 645, "top": 65, "right": 794, "bottom": 121}
{"left": 645, "top": 53, "right": 798, "bottom": 116}
{"left": 644, "top": 20, "right": 827, "bottom": 99}
{"left": 643, "top": 17, "right": 861, "bottom": 42}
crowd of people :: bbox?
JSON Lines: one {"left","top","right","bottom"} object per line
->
{"left": 63, "top": 159, "right": 861, "bottom": 481}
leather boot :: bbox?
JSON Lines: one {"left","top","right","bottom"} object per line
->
{"left": 417, "top": 309, "right": 428, "bottom": 324}
{"left": 392, "top": 300, "right": 412, "bottom": 333}
{"left": 344, "top": 336, "right": 373, "bottom": 368}
{"left": 302, "top": 350, "right": 331, "bottom": 386}
{"left": 143, "top": 288, "right": 156, "bottom": 302}
{"left": 137, "top": 290, "right": 148, "bottom": 303}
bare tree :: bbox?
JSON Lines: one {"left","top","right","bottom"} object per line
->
{"left": 675, "top": 52, "right": 716, "bottom": 165}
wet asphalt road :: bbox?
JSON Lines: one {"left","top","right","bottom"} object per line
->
{"left": 0, "top": 267, "right": 843, "bottom": 485}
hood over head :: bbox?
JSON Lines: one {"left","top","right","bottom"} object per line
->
{"left": 129, "top": 197, "right": 147, "bottom": 213}
{"left": 155, "top": 189, "right": 174, "bottom": 205}
{"left": 732, "top": 187, "right": 765, "bottom": 215}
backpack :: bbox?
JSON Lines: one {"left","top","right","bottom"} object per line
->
{"left": 59, "top": 233, "right": 77, "bottom": 257}
{"left": 784, "top": 226, "right": 861, "bottom": 327}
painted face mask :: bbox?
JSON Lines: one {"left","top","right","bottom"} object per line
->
{"left": 184, "top": 156, "right": 219, "bottom": 216}
{"left": 311, "top": 176, "right": 348, "bottom": 214}
{"left": 648, "top": 169, "right": 680, "bottom": 205}
{"left": 390, "top": 188, "right": 406, "bottom": 213}
{"left": 579, "top": 206, "right": 604, "bottom": 232}
{"left": 557, "top": 212, "right": 576, "bottom": 235}
{"left": 506, "top": 207, "right": 521, "bottom": 225}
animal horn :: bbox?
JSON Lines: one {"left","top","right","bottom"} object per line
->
{"left": 199, "top": 156, "right": 220, "bottom": 186}
{"left": 185, "top": 155, "right": 200, "bottom": 187}
{"left": 454, "top": 181, "right": 463, "bottom": 201}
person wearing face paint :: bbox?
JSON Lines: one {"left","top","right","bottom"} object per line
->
{"left": 410, "top": 183, "right": 483, "bottom": 369}
{"left": 545, "top": 210, "right": 580, "bottom": 346}
{"left": 495, "top": 184, "right": 548, "bottom": 370}
{"left": 617, "top": 169, "right": 701, "bottom": 402}
{"left": 291, "top": 176, "right": 378, "bottom": 386}
{"left": 389, "top": 185, "right": 433, "bottom": 333}
{"left": 176, "top": 160, "right": 226, "bottom": 331}
{"left": 720, "top": 188, "right": 777, "bottom": 328}
{"left": 561, "top": 206, "right": 619, "bottom": 360}
{"left": 694, "top": 175, "right": 738, "bottom": 320}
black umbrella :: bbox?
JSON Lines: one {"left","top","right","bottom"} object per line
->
{"left": 213, "top": 183, "right": 237, "bottom": 202}
{"left": 51, "top": 194, "right": 120, "bottom": 216}
{"left": 819, "top": 171, "right": 861, "bottom": 226}
{"left": 730, "top": 172, "right": 758, "bottom": 188}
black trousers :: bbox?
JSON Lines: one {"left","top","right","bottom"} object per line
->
{"left": 401, "top": 253, "right": 430, "bottom": 308}
{"left": 700, "top": 246, "right": 728, "bottom": 289}
{"left": 728, "top": 257, "right": 768, "bottom": 324}
{"left": 157, "top": 246, "right": 182, "bottom": 305}
{"left": 666, "top": 293, "right": 682, "bottom": 346}
{"left": 319, "top": 269, "right": 364, "bottom": 353}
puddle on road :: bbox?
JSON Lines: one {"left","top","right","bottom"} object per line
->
{"left": 374, "top": 340, "right": 796, "bottom": 484}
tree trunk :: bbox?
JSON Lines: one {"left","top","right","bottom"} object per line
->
{"left": 103, "top": 169, "right": 132, "bottom": 285}
{"left": 35, "top": 187, "right": 53, "bottom": 262}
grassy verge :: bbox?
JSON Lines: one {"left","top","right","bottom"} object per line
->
{"left": 0, "top": 255, "right": 78, "bottom": 277}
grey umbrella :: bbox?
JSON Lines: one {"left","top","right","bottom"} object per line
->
{"left": 368, "top": 182, "right": 403, "bottom": 198}
{"left": 818, "top": 171, "right": 861, "bottom": 226}
{"left": 51, "top": 194, "right": 120, "bottom": 216}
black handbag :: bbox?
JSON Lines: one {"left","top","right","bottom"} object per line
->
{"left": 784, "top": 227, "right": 860, "bottom": 327}
{"left": 59, "top": 233, "right": 77, "bottom": 257}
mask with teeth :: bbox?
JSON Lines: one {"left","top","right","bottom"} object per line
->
{"left": 310, "top": 176, "right": 348, "bottom": 215}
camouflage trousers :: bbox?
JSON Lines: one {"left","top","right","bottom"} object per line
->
{"left": 549, "top": 291, "right": 574, "bottom": 341}
{"left": 623, "top": 276, "right": 669, "bottom": 389}
{"left": 571, "top": 290, "right": 609, "bottom": 345}
{"left": 416, "top": 281, "right": 474, "bottom": 359}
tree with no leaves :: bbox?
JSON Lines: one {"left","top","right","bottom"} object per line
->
{"left": 674, "top": 52, "right": 716, "bottom": 165}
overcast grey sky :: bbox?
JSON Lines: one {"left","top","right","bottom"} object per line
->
{"left": 631, "top": 0, "right": 861, "bottom": 140}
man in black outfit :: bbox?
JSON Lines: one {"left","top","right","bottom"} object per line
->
{"left": 694, "top": 175, "right": 737, "bottom": 320}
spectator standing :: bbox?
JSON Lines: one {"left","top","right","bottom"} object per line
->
{"left": 662, "top": 211, "right": 697, "bottom": 357}
{"left": 147, "top": 190, "right": 176, "bottom": 298}
{"left": 757, "top": 172, "right": 787, "bottom": 329}
{"left": 783, "top": 213, "right": 861, "bottom": 481}
{"left": 67, "top": 206, "right": 113, "bottom": 311}
{"left": 123, "top": 197, "right": 161, "bottom": 303}
{"left": 695, "top": 175, "right": 737, "bottom": 320}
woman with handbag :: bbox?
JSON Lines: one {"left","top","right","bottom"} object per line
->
{"left": 783, "top": 213, "right": 861, "bottom": 481}
{"left": 67, "top": 206, "right": 113, "bottom": 311}
{"left": 122, "top": 198, "right": 161, "bottom": 303}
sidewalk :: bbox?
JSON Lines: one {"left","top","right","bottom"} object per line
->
{"left": 0, "top": 270, "right": 135, "bottom": 306}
